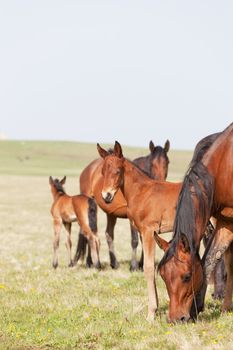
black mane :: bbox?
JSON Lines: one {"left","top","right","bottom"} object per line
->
{"left": 53, "top": 179, "right": 66, "bottom": 195}
{"left": 130, "top": 159, "right": 155, "bottom": 179}
{"left": 158, "top": 133, "right": 220, "bottom": 268}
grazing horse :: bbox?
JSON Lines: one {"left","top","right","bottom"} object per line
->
{"left": 74, "top": 140, "right": 170, "bottom": 270}
{"left": 157, "top": 123, "right": 233, "bottom": 322}
{"left": 97, "top": 141, "right": 181, "bottom": 320}
{"left": 49, "top": 176, "right": 101, "bottom": 269}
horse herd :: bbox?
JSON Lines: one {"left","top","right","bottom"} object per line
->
{"left": 49, "top": 122, "right": 233, "bottom": 323}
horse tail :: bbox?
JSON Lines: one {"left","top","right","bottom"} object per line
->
{"left": 74, "top": 231, "right": 88, "bottom": 264}
{"left": 73, "top": 197, "right": 98, "bottom": 265}
{"left": 88, "top": 197, "right": 97, "bottom": 233}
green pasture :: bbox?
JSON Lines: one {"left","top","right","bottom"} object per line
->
{"left": 0, "top": 140, "right": 232, "bottom": 350}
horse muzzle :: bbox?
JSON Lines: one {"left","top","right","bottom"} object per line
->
{"left": 102, "top": 191, "right": 114, "bottom": 203}
{"left": 168, "top": 313, "right": 191, "bottom": 323}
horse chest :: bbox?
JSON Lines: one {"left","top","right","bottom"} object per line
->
{"left": 127, "top": 210, "right": 138, "bottom": 230}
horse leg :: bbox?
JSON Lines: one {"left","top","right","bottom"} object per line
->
{"left": 192, "top": 222, "right": 232, "bottom": 317}
{"left": 142, "top": 231, "right": 158, "bottom": 321}
{"left": 212, "top": 259, "right": 226, "bottom": 300}
{"left": 78, "top": 225, "right": 100, "bottom": 269}
{"left": 222, "top": 242, "right": 233, "bottom": 312}
{"left": 130, "top": 224, "right": 139, "bottom": 271}
{"left": 52, "top": 218, "right": 62, "bottom": 269}
{"left": 86, "top": 244, "right": 93, "bottom": 268}
{"left": 88, "top": 234, "right": 101, "bottom": 269}
{"left": 105, "top": 214, "right": 119, "bottom": 269}
{"left": 138, "top": 235, "right": 144, "bottom": 270}
{"left": 203, "top": 220, "right": 226, "bottom": 300}
{"left": 63, "top": 222, "right": 73, "bottom": 267}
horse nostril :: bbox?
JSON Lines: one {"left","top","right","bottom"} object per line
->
{"left": 180, "top": 316, "right": 186, "bottom": 322}
{"left": 105, "top": 192, "right": 112, "bottom": 203}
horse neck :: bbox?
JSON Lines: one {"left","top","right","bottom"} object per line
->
{"left": 133, "top": 156, "right": 148, "bottom": 171}
{"left": 51, "top": 186, "right": 64, "bottom": 201}
{"left": 122, "top": 158, "right": 151, "bottom": 203}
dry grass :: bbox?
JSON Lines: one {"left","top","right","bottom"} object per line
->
{"left": 0, "top": 141, "right": 233, "bottom": 350}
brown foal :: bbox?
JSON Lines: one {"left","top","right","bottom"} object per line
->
{"left": 49, "top": 176, "right": 101, "bottom": 269}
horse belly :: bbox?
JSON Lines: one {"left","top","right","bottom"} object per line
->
{"left": 62, "top": 212, "right": 77, "bottom": 223}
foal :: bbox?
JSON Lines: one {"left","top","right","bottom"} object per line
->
{"left": 49, "top": 176, "right": 101, "bottom": 269}
{"left": 97, "top": 142, "right": 182, "bottom": 320}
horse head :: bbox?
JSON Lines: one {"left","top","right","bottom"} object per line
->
{"left": 148, "top": 139, "right": 170, "bottom": 180}
{"left": 97, "top": 141, "right": 124, "bottom": 204}
{"left": 155, "top": 232, "right": 203, "bottom": 322}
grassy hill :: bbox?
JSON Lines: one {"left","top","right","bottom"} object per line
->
{"left": 0, "top": 140, "right": 192, "bottom": 180}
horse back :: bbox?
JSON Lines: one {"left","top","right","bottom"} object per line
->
{"left": 79, "top": 158, "right": 103, "bottom": 196}
{"left": 51, "top": 194, "right": 76, "bottom": 223}
{"left": 204, "top": 134, "right": 233, "bottom": 209}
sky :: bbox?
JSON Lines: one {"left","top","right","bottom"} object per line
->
{"left": 0, "top": 0, "right": 233, "bottom": 150}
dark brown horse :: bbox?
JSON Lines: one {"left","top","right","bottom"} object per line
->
{"left": 74, "top": 140, "right": 170, "bottom": 270}
{"left": 157, "top": 123, "right": 233, "bottom": 322}
{"left": 97, "top": 141, "right": 181, "bottom": 320}
{"left": 49, "top": 176, "right": 101, "bottom": 269}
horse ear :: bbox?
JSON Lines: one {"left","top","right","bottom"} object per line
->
{"left": 164, "top": 140, "right": 170, "bottom": 153}
{"left": 60, "top": 176, "right": 66, "bottom": 185}
{"left": 154, "top": 232, "right": 169, "bottom": 251}
{"left": 114, "top": 141, "right": 123, "bottom": 158}
{"left": 49, "top": 176, "right": 53, "bottom": 185}
{"left": 180, "top": 234, "right": 190, "bottom": 253}
{"left": 97, "top": 143, "right": 109, "bottom": 159}
{"left": 149, "top": 140, "right": 155, "bottom": 153}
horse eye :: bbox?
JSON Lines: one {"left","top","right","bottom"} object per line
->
{"left": 182, "top": 273, "right": 192, "bottom": 283}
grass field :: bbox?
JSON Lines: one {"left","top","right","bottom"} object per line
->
{"left": 0, "top": 140, "right": 233, "bottom": 350}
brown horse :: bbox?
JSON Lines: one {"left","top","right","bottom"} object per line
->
{"left": 97, "top": 141, "right": 181, "bottom": 320}
{"left": 157, "top": 123, "right": 233, "bottom": 322}
{"left": 49, "top": 176, "right": 101, "bottom": 269}
{"left": 74, "top": 140, "right": 170, "bottom": 270}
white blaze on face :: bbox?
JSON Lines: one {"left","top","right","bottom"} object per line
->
{"left": 101, "top": 189, "right": 116, "bottom": 202}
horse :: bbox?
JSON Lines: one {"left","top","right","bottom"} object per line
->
{"left": 97, "top": 141, "right": 181, "bottom": 320}
{"left": 156, "top": 122, "right": 233, "bottom": 322}
{"left": 74, "top": 140, "right": 170, "bottom": 270}
{"left": 49, "top": 176, "right": 101, "bottom": 269}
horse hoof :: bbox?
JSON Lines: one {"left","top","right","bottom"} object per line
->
{"left": 86, "top": 261, "right": 93, "bottom": 268}
{"left": 111, "top": 261, "right": 119, "bottom": 269}
{"left": 146, "top": 313, "right": 155, "bottom": 322}
{"left": 130, "top": 261, "right": 139, "bottom": 272}
{"left": 95, "top": 262, "right": 102, "bottom": 270}
{"left": 222, "top": 305, "right": 233, "bottom": 313}
{"left": 68, "top": 261, "right": 74, "bottom": 267}
{"left": 53, "top": 262, "right": 58, "bottom": 269}
{"left": 212, "top": 292, "right": 224, "bottom": 300}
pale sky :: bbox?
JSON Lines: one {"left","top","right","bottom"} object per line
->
{"left": 0, "top": 1, "right": 233, "bottom": 150}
